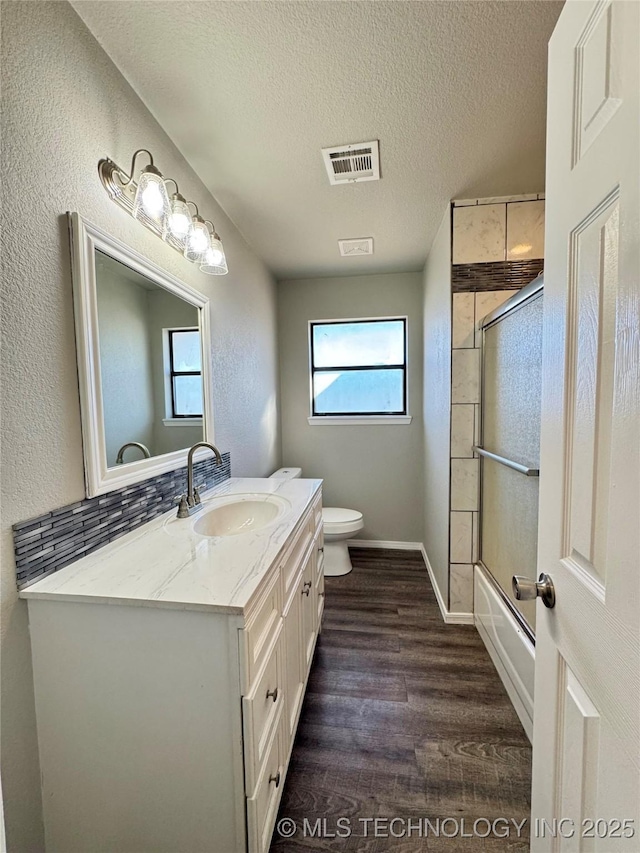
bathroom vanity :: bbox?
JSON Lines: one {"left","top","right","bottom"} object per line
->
{"left": 21, "top": 477, "right": 324, "bottom": 853}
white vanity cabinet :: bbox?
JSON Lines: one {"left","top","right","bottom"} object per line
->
{"left": 25, "top": 486, "right": 324, "bottom": 853}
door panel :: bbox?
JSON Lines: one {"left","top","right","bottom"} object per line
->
{"left": 564, "top": 194, "right": 619, "bottom": 587}
{"left": 533, "top": 1, "right": 639, "bottom": 849}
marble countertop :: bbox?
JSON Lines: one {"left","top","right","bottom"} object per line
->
{"left": 20, "top": 478, "right": 322, "bottom": 616}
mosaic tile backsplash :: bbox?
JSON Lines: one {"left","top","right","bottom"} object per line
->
{"left": 13, "top": 452, "right": 231, "bottom": 589}
{"left": 452, "top": 258, "right": 544, "bottom": 292}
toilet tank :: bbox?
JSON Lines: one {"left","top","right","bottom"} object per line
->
{"left": 269, "top": 467, "right": 302, "bottom": 480}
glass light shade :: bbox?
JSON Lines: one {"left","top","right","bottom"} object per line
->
{"left": 132, "top": 165, "right": 170, "bottom": 228}
{"left": 200, "top": 235, "right": 228, "bottom": 275}
{"left": 164, "top": 193, "right": 191, "bottom": 242}
{"left": 184, "top": 217, "right": 211, "bottom": 262}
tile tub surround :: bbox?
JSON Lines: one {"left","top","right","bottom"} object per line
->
{"left": 452, "top": 258, "right": 544, "bottom": 292}
{"left": 448, "top": 289, "right": 514, "bottom": 614}
{"left": 446, "top": 197, "right": 544, "bottom": 614}
{"left": 450, "top": 563, "right": 474, "bottom": 613}
{"left": 452, "top": 195, "right": 545, "bottom": 265}
{"left": 452, "top": 194, "right": 544, "bottom": 293}
{"left": 13, "top": 452, "right": 231, "bottom": 588}
{"left": 451, "top": 203, "right": 507, "bottom": 264}
{"left": 507, "top": 200, "right": 545, "bottom": 260}
{"left": 19, "top": 477, "right": 323, "bottom": 614}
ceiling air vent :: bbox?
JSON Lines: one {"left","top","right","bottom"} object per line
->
{"left": 338, "top": 238, "right": 374, "bottom": 257}
{"left": 321, "top": 141, "right": 380, "bottom": 185}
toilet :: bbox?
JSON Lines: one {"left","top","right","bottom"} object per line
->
{"left": 270, "top": 468, "right": 364, "bottom": 576}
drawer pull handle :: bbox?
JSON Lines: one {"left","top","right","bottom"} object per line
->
{"left": 302, "top": 581, "right": 312, "bottom": 596}
{"left": 269, "top": 770, "right": 281, "bottom": 788}
{"left": 266, "top": 686, "right": 278, "bottom": 702}
{"left": 319, "top": 591, "right": 325, "bottom": 598}
{"left": 318, "top": 546, "right": 324, "bottom": 553}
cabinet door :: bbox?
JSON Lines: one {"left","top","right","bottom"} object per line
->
{"left": 316, "top": 563, "right": 325, "bottom": 630}
{"left": 246, "top": 705, "right": 285, "bottom": 853}
{"left": 300, "top": 548, "right": 317, "bottom": 673}
{"left": 282, "top": 573, "right": 304, "bottom": 742}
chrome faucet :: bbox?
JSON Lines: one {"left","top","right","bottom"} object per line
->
{"left": 176, "top": 441, "right": 223, "bottom": 518}
{"left": 116, "top": 442, "right": 151, "bottom": 464}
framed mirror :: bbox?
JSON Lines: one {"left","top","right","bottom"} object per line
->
{"left": 69, "top": 212, "right": 215, "bottom": 497}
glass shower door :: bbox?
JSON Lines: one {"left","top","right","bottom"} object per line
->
{"left": 478, "top": 284, "right": 543, "bottom": 636}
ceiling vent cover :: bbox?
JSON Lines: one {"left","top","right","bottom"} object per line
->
{"left": 338, "top": 238, "right": 374, "bottom": 257}
{"left": 322, "top": 141, "right": 380, "bottom": 185}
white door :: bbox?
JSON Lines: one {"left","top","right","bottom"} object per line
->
{"left": 531, "top": 1, "right": 639, "bottom": 850}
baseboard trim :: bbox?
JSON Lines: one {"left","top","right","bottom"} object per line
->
{"left": 347, "top": 539, "right": 423, "bottom": 551}
{"left": 419, "top": 545, "right": 474, "bottom": 626}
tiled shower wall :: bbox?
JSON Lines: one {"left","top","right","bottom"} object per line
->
{"left": 447, "top": 194, "right": 544, "bottom": 614}
{"left": 449, "top": 291, "right": 513, "bottom": 612}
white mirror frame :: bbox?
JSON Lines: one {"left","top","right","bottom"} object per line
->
{"left": 68, "top": 212, "right": 216, "bottom": 497}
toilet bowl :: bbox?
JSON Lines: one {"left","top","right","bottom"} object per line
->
{"left": 269, "top": 468, "right": 363, "bottom": 577}
{"left": 321, "top": 507, "right": 364, "bottom": 576}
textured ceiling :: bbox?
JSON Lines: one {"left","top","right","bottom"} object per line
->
{"left": 72, "top": 1, "right": 563, "bottom": 280}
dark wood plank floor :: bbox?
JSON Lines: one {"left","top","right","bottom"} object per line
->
{"left": 271, "top": 548, "right": 532, "bottom": 853}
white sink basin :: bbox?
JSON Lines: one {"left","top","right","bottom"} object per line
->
{"left": 193, "top": 493, "right": 290, "bottom": 538}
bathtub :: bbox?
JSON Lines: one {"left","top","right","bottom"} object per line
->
{"left": 474, "top": 564, "right": 535, "bottom": 741}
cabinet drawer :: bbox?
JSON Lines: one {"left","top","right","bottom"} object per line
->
{"left": 241, "top": 569, "right": 282, "bottom": 692}
{"left": 246, "top": 706, "right": 285, "bottom": 853}
{"left": 243, "top": 627, "right": 283, "bottom": 796}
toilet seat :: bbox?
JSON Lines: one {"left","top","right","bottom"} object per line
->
{"left": 322, "top": 507, "right": 363, "bottom": 536}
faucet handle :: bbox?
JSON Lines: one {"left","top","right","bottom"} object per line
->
{"left": 193, "top": 483, "right": 207, "bottom": 505}
{"left": 175, "top": 495, "right": 190, "bottom": 518}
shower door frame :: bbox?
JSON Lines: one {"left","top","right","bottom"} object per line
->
{"left": 475, "top": 274, "right": 544, "bottom": 647}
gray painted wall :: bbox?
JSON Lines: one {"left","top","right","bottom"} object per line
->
{"left": 0, "top": 3, "right": 279, "bottom": 848}
{"left": 422, "top": 208, "right": 452, "bottom": 600}
{"left": 278, "top": 272, "right": 424, "bottom": 543}
{"left": 96, "top": 266, "right": 157, "bottom": 465}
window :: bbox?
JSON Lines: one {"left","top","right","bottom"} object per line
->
{"left": 310, "top": 318, "right": 407, "bottom": 417}
{"left": 168, "top": 328, "right": 203, "bottom": 417}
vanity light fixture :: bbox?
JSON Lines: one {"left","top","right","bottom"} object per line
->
{"left": 200, "top": 224, "right": 228, "bottom": 275}
{"left": 98, "top": 149, "right": 229, "bottom": 275}
{"left": 184, "top": 210, "right": 211, "bottom": 262}
{"left": 163, "top": 180, "right": 192, "bottom": 243}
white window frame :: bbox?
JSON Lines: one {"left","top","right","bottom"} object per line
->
{"left": 161, "top": 327, "right": 204, "bottom": 426}
{"left": 307, "top": 315, "right": 412, "bottom": 425}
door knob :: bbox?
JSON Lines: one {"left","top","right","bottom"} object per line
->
{"left": 512, "top": 573, "right": 556, "bottom": 608}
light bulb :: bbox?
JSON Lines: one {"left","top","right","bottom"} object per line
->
{"left": 163, "top": 193, "right": 191, "bottom": 242}
{"left": 190, "top": 228, "right": 209, "bottom": 253}
{"left": 132, "top": 165, "right": 170, "bottom": 228}
{"left": 206, "top": 247, "right": 223, "bottom": 266}
{"left": 200, "top": 233, "right": 228, "bottom": 275}
{"left": 169, "top": 211, "right": 190, "bottom": 237}
{"left": 141, "top": 182, "right": 164, "bottom": 217}
{"left": 184, "top": 217, "right": 210, "bottom": 262}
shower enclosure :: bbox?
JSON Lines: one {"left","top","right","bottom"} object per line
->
{"left": 473, "top": 276, "right": 543, "bottom": 738}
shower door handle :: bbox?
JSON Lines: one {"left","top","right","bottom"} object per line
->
{"left": 512, "top": 573, "right": 556, "bottom": 608}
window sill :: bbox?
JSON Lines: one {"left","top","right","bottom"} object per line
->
{"left": 162, "top": 418, "right": 203, "bottom": 427}
{"left": 307, "top": 415, "right": 412, "bottom": 426}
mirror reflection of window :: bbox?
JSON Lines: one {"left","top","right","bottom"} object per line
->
{"left": 95, "top": 251, "right": 205, "bottom": 468}
{"left": 167, "top": 329, "right": 204, "bottom": 417}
